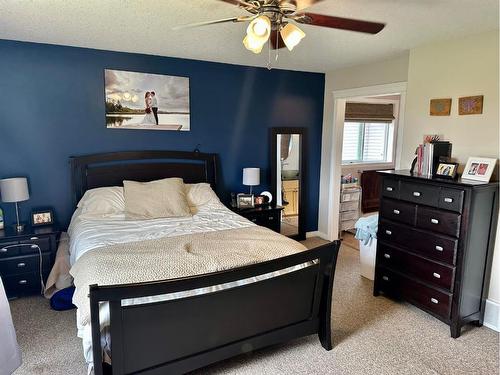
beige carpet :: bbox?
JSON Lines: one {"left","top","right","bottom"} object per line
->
{"left": 9, "top": 238, "right": 499, "bottom": 375}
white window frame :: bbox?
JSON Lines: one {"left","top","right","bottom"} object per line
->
{"left": 341, "top": 121, "right": 392, "bottom": 165}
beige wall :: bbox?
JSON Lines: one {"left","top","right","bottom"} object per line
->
{"left": 401, "top": 31, "right": 499, "bottom": 169}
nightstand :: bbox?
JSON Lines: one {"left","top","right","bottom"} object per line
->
{"left": 230, "top": 205, "right": 284, "bottom": 233}
{"left": 0, "top": 225, "right": 60, "bottom": 298}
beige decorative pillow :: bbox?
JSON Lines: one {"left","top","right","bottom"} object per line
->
{"left": 123, "top": 178, "right": 191, "bottom": 219}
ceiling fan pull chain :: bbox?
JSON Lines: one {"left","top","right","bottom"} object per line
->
{"left": 267, "top": 35, "right": 272, "bottom": 70}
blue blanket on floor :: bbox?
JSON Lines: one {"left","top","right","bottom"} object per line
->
{"left": 355, "top": 214, "right": 378, "bottom": 246}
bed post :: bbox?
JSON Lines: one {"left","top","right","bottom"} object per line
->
{"left": 318, "top": 240, "right": 341, "bottom": 350}
{"left": 89, "top": 284, "right": 104, "bottom": 375}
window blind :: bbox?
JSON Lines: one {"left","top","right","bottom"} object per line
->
{"left": 345, "top": 102, "right": 394, "bottom": 122}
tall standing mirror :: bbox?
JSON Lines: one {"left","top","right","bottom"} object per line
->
{"left": 271, "top": 127, "right": 306, "bottom": 240}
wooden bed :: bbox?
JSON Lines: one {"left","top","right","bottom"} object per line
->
{"left": 70, "top": 150, "right": 341, "bottom": 375}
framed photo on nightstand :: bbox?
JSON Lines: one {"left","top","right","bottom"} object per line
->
{"left": 31, "top": 209, "right": 54, "bottom": 227}
{"left": 237, "top": 193, "right": 254, "bottom": 208}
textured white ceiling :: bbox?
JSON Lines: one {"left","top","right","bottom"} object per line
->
{"left": 0, "top": 0, "right": 498, "bottom": 72}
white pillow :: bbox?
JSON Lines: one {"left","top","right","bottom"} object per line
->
{"left": 124, "top": 178, "right": 192, "bottom": 219}
{"left": 185, "top": 183, "right": 220, "bottom": 207}
{"left": 77, "top": 186, "right": 125, "bottom": 215}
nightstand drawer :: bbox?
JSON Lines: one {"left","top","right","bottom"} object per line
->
{"left": 0, "top": 253, "right": 51, "bottom": 277}
{"left": 20, "top": 236, "right": 51, "bottom": 253}
{"left": 3, "top": 272, "right": 46, "bottom": 297}
{"left": 0, "top": 241, "right": 21, "bottom": 258}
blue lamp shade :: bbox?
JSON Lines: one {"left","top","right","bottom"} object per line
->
{"left": 0, "top": 178, "right": 30, "bottom": 203}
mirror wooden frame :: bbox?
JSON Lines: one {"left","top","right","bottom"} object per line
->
{"left": 270, "top": 127, "right": 307, "bottom": 240}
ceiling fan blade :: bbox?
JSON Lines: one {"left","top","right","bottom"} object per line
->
{"left": 172, "top": 16, "right": 253, "bottom": 30}
{"left": 295, "top": 13, "right": 385, "bottom": 34}
{"left": 270, "top": 29, "right": 286, "bottom": 50}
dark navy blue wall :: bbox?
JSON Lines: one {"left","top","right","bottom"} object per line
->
{"left": 0, "top": 40, "right": 324, "bottom": 231}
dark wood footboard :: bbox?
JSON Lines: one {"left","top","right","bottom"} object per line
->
{"left": 90, "top": 241, "right": 340, "bottom": 375}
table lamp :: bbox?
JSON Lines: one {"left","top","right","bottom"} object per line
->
{"left": 0, "top": 177, "right": 30, "bottom": 232}
{"left": 243, "top": 168, "right": 260, "bottom": 195}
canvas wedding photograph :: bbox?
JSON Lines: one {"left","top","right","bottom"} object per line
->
{"left": 105, "top": 69, "right": 190, "bottom": 131}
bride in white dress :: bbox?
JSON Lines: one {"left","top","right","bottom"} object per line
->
{"left": 140, "top": 92, "right": 157, "bottom": 125}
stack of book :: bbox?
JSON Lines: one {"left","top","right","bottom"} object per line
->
{"left": 416, "top": 141, "right": 452, "bottom": 176}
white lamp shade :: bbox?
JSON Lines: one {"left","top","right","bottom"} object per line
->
{"left": 0, "top": 178, "right": 30, "bottom": 203}
{"left": 243, "top": 168, "right": 260, "bottom": 186}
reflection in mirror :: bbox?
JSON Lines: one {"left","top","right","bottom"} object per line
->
{"left": 276, "top": 134, "right": 300, "bottom": 237}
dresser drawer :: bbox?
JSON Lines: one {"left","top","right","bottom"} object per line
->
{"left": 400, "top": 181, "right": 440, "bottom": 207}
{"left": 20, "top": 236, "right": 51, "bottom": 253}
{"left": 3, "top": 272, "right": 46, "bottom": 297}
{"left": 379, "top": 220, "right": 458, "bottom": 265}
{"left": 377, "top": 244, "right": 455, "bottom": 291}
{"left": 381, "top": 178, "right": 399, "bottom": 199}
{"left": 439, "top": 188, "right": 464, "bottom": 213}
{"left": 0, "top": 241, "right": 21, "bottom": 258}
{"left": 417, "top": 206, "right": 461, "bottom": 237}
{"left": 0, "top": 253, "right": 51, "bottom": 277}
{"left": 380, "top": 198, "right": 416, "bottom": 225}
{"left": 377, "top": 268, "right": 452, "bottom": 319}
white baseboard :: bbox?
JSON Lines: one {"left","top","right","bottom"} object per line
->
{"left": 484, "top": 299, "right": 500, "bottom": 332}
{"left": 306, "top": 231, "right": 329, "bottom": 240}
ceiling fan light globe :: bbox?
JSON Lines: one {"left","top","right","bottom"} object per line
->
{"left": 280, "top": 23, "right": 306, "bottom": 51}
{"left": 246, "top": 15, "right": 271, "bottom": 43}
{"left": 243, "top": 35, "right": 264, "bottom": 54}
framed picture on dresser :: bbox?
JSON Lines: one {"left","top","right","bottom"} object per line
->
{"left": 462, "top": 157, "right": 496, "bottom": 182}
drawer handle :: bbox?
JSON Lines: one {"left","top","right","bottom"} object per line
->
{"left": 17, "top": 262, "right": 26, "bottom": 268}
{"left": 393, "top": 209, "right": 400, "bottom": 215}
{"left": 430, "top": 298, "right": 439, "bottom": 304}
{"left": 386, "top": 187, "right": 393, "bottom": 192}
{"left": 0, "top": 248, "right": 7, "bottom": 253}
{"left": 385, "top": 230, "right": 392, "bottom": 235}
{"left": 30, "top": 236, "right": 39, "bottom": 240}
{"left": 433, "top": 272, "right": 441, "bottom": 279}
{"left": 384, "top": 253, "right": 391, "bottom": 259}
{"left": 382, "top": 276, "right": 389, "bottom": 281}
{"left": 431, "top": 218, "right": 439, "bottom": 224}
{"left": 413, "top": 191, "right": 421, "bottom": 197}
{"left": 268, "top": 216, "right": 274, "bottom": 220}
{"left": 444, "top": 197, "right": 453, "bottom": 203}
{"left": 435, "top": 245, "right": 444, "bottom": 251}
{"left": 31, "top": 245, "right": 38, "bottom": 249}
{"left": 251, "top": 218, "right": 257, "bottom": 222}
{"left": 18, "top": 280, "right": 28, "bottom": 285}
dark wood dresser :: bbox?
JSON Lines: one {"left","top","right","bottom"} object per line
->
{"left": 0, "top": 225, "right": 59, "bottom": 298}
{"left": 374, "top": 170, "right": 498, "bottom": 337}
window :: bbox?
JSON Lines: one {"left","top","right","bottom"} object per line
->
{"left": 342, "top": 121, "right": 393, "bottom": 164}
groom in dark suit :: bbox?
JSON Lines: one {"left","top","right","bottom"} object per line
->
{"left": 151, "top": 91, "right": 159, "bottom": 125}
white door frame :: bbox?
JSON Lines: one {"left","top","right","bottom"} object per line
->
{"left": 318, "top": 82, "right": 407, "bottom": 241}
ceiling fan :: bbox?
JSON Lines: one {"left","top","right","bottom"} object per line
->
{"left": 175, "top": 0, "right": 385, "bottom": 55}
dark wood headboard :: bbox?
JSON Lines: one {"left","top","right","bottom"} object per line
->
{"left": 70, "top": 150, "right": 217, "bottom": 207}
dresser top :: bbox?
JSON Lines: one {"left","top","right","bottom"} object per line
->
{"left": 378, "top": 170, "right": 499, "bottom": 188}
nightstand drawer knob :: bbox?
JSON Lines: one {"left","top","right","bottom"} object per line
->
{"left": 433, "top": 272, "right": 441, "bottom": 279}
{"left": 18, "top": 280, "right": 28, "bottom": 285}
{"left": 268, "top": 216, "right": 274, "bottom": 220}
{"left": 413, "top": 191, "right": 421, "bottom": 197}
{"left": 384, "top": 253, "right": 391, "bottom": 259}
{"left": 430, "top": 298, "right": 439, "bottom": 304}
{"left": 251, "top": 218, "right": 257, "bottom": 222}
{"left": 385, "top": 230, "right": 392, "bottom": 235}
{"left": 31, "top": 245, "right": 38, "bottom": 249}
{"left": 431, "top": 218, "right": 439, "bottom": 224}
{"left": 0, "top": 248, "right": 7, "bottom": 253}
{"left": 382, "top": 276, "right": 389, "bottom": 281}
{"left": 17, "top": 262, "right": 26, "bottom": 268}
{"left": 386, "top": 187, "right": 393, "bottom": 192}
{"left": 393, "top": 209, "right": 400, "bottom": 215}
{"left": 30, "top": 237, "right": 39, "bottom": 240}
{"left": 444, "top": 197, "right": 453, "bottom": 203}
{"left": 435, "top": 245, "right": 444, "bottom": 251}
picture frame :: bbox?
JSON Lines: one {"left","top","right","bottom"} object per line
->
{"left": 0, "top": 207, "right": 3, "bottom": 230}
{"left": 435, "top": 162, "right": 459, "bottom": 179}
{"left": 237, "top": 193, "right": 254, "bottom": 209}
{"left": 458, "top": 95, "right": 483, "bottom": 115}
{"left": 31, "top": 209, "right": 54, "bottom": 227}
{"left": 462, "top": 157, "right": 496, "bottom": 182}
{"left": 430, "top": 98, "right": 452, "bottom": 116}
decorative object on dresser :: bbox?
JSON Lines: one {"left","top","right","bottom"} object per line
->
{"left": 374, "top": 170, "right": 498, "bottom": 338}
{"left": 462, "top": 157, "right": 496, "bottom": 182}
{"left": 339, "top": 185, "right": 361, "bottom": 233}
{"left": 0, "top": 225, "right": 60, "bottom": 298}
{"left": 458, "top": 95, "right": 483, "bottom": 115}
{"left": 0, "top": 177, "right": 30, "bottom": 233}
{"left": 414, "top": 140, "right": 452, "bottom": 176}
{"left": 435, "top": 162, "right": 459, "bottom": 179}
{"left": 230, "top": 205, "right": 284, "bottom": 233}
{"left": 236, "top": 193, "right": 254, "bottom": 208}
{"left": 242, "top": 167, "right": 260, "bottom": 195}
